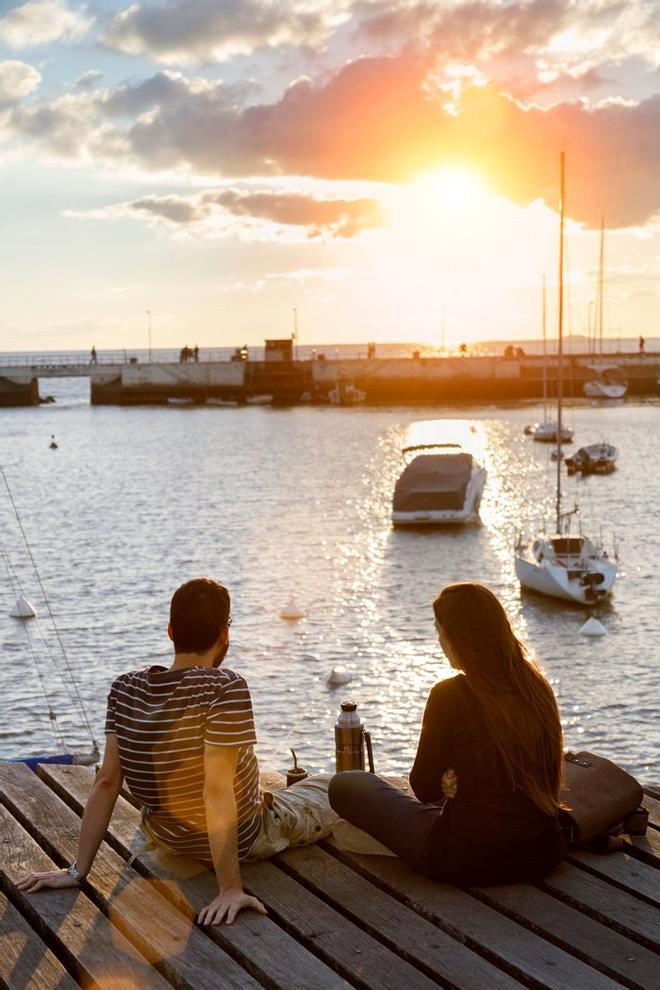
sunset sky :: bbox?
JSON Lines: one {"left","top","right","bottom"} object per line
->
{"left": 0, "top": 0, "right": 658, "bottom": 351}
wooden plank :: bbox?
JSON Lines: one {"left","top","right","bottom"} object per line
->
{"left": 473, "top": 881, "right": 660, "bottom": 990}
{"left": 641, "top": 792, "right": 660, "bottom": 830}
{"left": 323, "top": 839, "right": 624, "bottom": 990}
{"left": 0, "top": 763, "right": 259, "bottom": 990}
{"left": 277, "top": 843, "right": 524, "bottom": 990}
{"left": 241, "top": 858, "right": 440, "bottom": 990}
{"left": 622, "top": 828, "right": 660, "bottom": 865}
{"left": 540, "top": 861, "right": 660, "bottom": 949}
{"left": 0, "top": 806, "right": 170, "bottom": 990}
{"left": 565, "top": 851, "right": 660, "bottom": 907}
{"left": 0, "top": 891, "right": 78, "bottom": 990}
{"left": 41, "top": 764, "right": 353, "bottom": 990}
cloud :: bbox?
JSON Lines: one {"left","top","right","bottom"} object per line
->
{"left": 8, "top": 55, "right": 660, "bottom": 227}
{"left": 102, "top": 0, "right": 351, "bottom": 65}
{"left": 0, "top": 0, "right": 91, "bottom": 48}
{"left": 67, "top": 187, "right": 385, "bottom": 240}
{"left": 72, "top": 69, "right": 102, "bottom": 91}
{"left": 0, "top": 59, "right": 41, "bottom": 106}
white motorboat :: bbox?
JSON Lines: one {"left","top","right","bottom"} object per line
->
{"left": 329, "top": 380, "right": 366, "bottom": 405}
{"left": 515, "top": 153, "right": 618, "bottom": 606}
{"left": 392, "top": 443, "right": 486, "bottom": 525}
{"left": 565, "top": 443, "right": 617, "bottom": 475}
{"left": 515, "top": 534, "right": 617, "bottom": 604}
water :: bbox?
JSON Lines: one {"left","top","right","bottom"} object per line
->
{"left": 1, "top": 377, "right": 658, "bottom": 782}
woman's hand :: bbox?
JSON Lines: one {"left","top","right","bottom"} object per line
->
{"left": 441, "top": 768, "right": 458, "bottom": 799}
{"left": 198, "top": 886, "right": 267, "bottom": 926}
{"left": 16, "top": 869, "right": 80, "bottom": 893}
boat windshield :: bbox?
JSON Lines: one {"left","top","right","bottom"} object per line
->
{"left": 552, "top": 537, "right": 584, "bottom": 555}
{"left": 402, "top": 443, "right": 462, "bottom": 463}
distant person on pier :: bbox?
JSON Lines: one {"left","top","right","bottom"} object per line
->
{"left": 639, "top": 336, "right": 645, "bottom": 354}
{"left": 193, "top": 345, "right": 199, "bottom": 362}
{"left": 329, "top": 582, "right": 565, "bottom": 885}
{"left": 90, "top": 346, "right": 97, "bottom": 364}
{"left": 16, "top": 578, "right": 337, "bottom": 925}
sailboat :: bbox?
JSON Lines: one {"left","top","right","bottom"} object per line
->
{"left": 583, "top": 220, "right": 628, "bottom": 399}
{"left": 515, "top": 154, "right": 618, "bottom": 605}
{"left": 528, "top": 276, "right": 574, "bottom": 444}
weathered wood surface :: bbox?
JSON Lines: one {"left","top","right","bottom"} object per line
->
{"left": 40, "top": 764, "right": 352, "bottom": 990}
{"left": 1, "top": 763, "right": 659, "bottom": 990}
{"left": 0, "top": 892, "right": 78, "bottom": 990}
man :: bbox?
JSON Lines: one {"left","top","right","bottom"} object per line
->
{"left": 18, "top": 578, "right": 336, "bottom": 925}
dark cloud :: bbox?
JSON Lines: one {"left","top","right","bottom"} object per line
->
{"left": 115, "top": 187, "right": 385, "bottom": 238}
{"left": 102, "top": 0, "right": 347, "bottom": 64}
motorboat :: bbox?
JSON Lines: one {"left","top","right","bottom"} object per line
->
{"left": 528, "top": 421, "right": 574, "bottom": 444}
{"left": 329, "top": 380, "right": 366, "bottom": 406}
{"left": 515, "top": 153, "right": 618, "bottom": 606}
{"left": 515, "top": 534, "right": 617, "bottom": 604}
{"left": 583, "top": 366, "right": 627, "bottom": 399}
{"left": 565, "top": 443, "right": 618, "bottom": 475}
{"left": 392, "top": 443, "right": 486, "bottom": 525}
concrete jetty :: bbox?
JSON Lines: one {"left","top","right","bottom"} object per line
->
{"left": 1, "top": 347, "right": 659, "bottom": 406}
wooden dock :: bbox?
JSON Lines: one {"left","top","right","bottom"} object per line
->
{"left": 1, "top": 762, "right": 658, "bottom": 989}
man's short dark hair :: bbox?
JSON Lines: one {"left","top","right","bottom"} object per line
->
{"left": 169, "top": 579, "right": 230, "bottom": 654}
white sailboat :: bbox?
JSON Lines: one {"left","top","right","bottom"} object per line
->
{"left": 583, "top": 220, "right": 628, "bottom": 399}
{"left": 528, "top": 277, "right": 574, "bottom": 444}
{"left": 515, "top": 154, "right": 618, "bottom": 606}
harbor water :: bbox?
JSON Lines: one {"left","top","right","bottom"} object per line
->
{"left": 1, "top": 376, "right": 658, "bottom": 782}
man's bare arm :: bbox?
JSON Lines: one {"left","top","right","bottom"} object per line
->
{"left": 17, "top": 733, "right": 123, "bottom": 892}
{"left": 197, "top": 743, "right": 267, "bottom": 926}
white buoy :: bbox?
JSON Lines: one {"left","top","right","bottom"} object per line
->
{"left": 327, "top": 665, "right": 352, "bottom": 686}
{"left": 280, "top": 597, "right": 304, "bottom": 620}
{"left": 579, "top": 616, "right": 607, "bottom": 637}
{"left": 10, "top": 595, "right": 37, "bottom": 619}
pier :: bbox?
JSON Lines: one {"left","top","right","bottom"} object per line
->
{"left": 1, "top": 348, "right": 659, "bottom": 406}
{"left": 1, "top": 762, "right": 659, "bottom": 989}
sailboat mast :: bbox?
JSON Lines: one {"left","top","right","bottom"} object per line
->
{"left": 597, "top": 218, "right": 604, "bottom": 356}
{"left": 542, "top": 275, "right": 547, "bottom": 422}
{"left": 555, "top": 152, "right": 565, "bottom": 534}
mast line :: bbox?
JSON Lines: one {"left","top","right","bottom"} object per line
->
{"left": 556, "top": 152, "right": 565, "bottom": 534}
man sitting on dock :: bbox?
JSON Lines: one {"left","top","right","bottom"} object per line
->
{"left": 17, "top": 578, "right": 337, "bottom": 925}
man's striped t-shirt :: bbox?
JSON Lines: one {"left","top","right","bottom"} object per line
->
{"left": 105, "top": 665, "right": 262, "bottom": 862}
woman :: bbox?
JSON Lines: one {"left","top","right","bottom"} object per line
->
{"left": 329, "top": 582, "right": 565, "bottom": 884}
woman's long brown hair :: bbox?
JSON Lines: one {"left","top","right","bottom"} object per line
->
{"left": 433, "top": 582, "right": 563, "bottom": 817}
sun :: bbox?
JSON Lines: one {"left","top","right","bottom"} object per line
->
{"left": 411, "top": 167, "right": 486, "bottom": 211}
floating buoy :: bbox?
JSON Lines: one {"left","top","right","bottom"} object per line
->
{"left": 280, "top": 597, "right": 304, "bottom": 620}
{"left": 49, "top": 435, "right": 58, "bottom": 449}
{"left": 10, "top": 595, "right": 37, "bottom": 619}
{"left": 327, "top": 665, "right": 352, "bottom": 686}
{"left": 579, "top": 616, "right": 607, "bottom": 637}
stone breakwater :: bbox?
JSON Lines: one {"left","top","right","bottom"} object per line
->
{"left": 1, "top": 351, "right": 659, "bottom": 405}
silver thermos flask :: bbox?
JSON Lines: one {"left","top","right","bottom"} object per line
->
{"left": 334, "top": 701, "right": 375, "bottom": 773}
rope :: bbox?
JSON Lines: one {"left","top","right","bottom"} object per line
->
{"left": 0, "top": 465, "right": 97, "bottom": 748}
{"left": 0, "top": 540, "right": 67, "bottom": 750}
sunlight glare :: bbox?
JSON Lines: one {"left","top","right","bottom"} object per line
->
{"left": 412, "top": 167, "right": 486, "bottom": 212}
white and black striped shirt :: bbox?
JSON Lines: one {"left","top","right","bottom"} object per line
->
{"left": 105, "top": 665, "right": 262, "bottom": 861}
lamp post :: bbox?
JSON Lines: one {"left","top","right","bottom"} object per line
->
{"left": 147, "top": 310, "right": 152, "bottom": 363}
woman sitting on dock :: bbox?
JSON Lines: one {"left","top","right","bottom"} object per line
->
{"left": 329, "top": 582, "right": 565, "bottom": 884}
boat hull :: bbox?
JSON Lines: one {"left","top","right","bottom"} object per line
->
{"left": 393, "top": 469, "right": 486, "bottom": 526}
{"left": 583, "top": 381, "right": 627, "bottom": 399}
{"left": 515, "top": 551, "right": 617, "bottom": 605}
